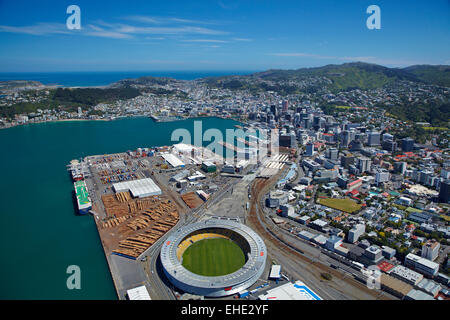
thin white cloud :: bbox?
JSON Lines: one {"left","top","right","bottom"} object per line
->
{"left": 181, "top": 39, "right": 229, "bottom": 43}
{"left": 124, "top": 16, "right": 160, "bottom": 24}
{"left": 124, "top": 15, "right": 217, "bottom": 25}
{"left": 0, "top": 22, "right": 70, "bottom": 35}
{"left": 0, "top": 22, "right": 228, "bottom": 39}
{"left": 232, "top": 37, "right": 252, "bottom": 41}
{"left": 85, "top": 30, "right": 133, "bottom": 39}
{"left": 271, "top": 52, "right": 335, "bottom": 59}
{"left": 114, "top": 25, "right": 228, "bottom": 35}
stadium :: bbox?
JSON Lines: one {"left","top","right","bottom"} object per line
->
{"left": 160, "top": 218, "right": 267, "bottom": 297}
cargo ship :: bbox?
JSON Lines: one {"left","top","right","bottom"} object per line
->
{"left": 74, "top": 180, "right": 92, "bottom": 215}
{"left": 68, "top": 159, "right": 89, "bottom": 181}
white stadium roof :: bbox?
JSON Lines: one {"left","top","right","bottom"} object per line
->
{"left": 258, "top": 281, "right": 322, "bottom": 300}
{"left": 113, "top": 178, "right": 162, "bottom": 198}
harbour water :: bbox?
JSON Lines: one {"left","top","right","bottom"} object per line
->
{"left": 0, "top": 71, "right": 256, "bottom": 87}
{"left": 0, "top": 116, "right": 239, "bottom": 299}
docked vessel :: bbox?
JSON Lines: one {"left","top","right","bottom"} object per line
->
{"left": 68, "top": 159, "right": 89, "bottom": 181}
{"left": 74, "top": 180, "right": 92, "bottom": 215}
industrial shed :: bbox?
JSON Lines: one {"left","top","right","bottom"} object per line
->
{"left": 161, "top": 153, "right": 185, "bottom": 168}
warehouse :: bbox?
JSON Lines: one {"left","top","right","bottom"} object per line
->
{"left": 170, "top": 169, "right": 190, "bottom": 182}
{"left": 161, "top": 153, "right": 185, "bottom": 168}
{"left": 201, "top": 161, "right": 216, "bottom": 173}
{"left": 113, "top": 178, "right": 162, "bottom": 198}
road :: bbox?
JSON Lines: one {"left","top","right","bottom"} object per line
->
{"left": 136, "top": 176, "right": 243, "bottom": 300}
{"left": 247, "top": 173, "right": 395, "bottom": 300}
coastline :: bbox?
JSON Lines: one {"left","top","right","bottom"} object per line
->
{"left": 0, "top": 114, "right": 242, "bottom": 130}
{"left": 0, "top": 117, "right": 112, "bottom": 130}
{"left": 92, "top": 215, "right": 121, "bottom": 300}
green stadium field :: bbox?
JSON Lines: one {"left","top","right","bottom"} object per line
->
{"left": 181, "top": 238, "right": 246, "bottom": 276}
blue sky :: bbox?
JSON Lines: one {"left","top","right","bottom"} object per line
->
{"left": 0, "top": 0, "right": 448, "bottom": 72}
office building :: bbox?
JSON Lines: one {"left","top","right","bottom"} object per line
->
{"left": 348, "top": 224, "right": 365, "bottom": 243}
{"left": 305, "top": 142, "right": 315, "bottom": 156}
{"left": 375, "top": 169, "right": 390, "bottom": 185}
{"left": 421, "top": 239, "right": 440, "bottom": 262}
{"left": 402, "top": 137, "right": 415, "bottom": 152}
{"left": 368, "top": 131, "right": 381, "bottom": 146}
{"left": 363, "top": 245, "right": 383, "bottom": 263}
{"left": 405, "top": 253, "right": 440, "bottom": 277}
{"left": 439, "top": 179, "right": 450, "bottom": 203}
{"left": 357, "top": 157, "right": 372, "bottom": 173}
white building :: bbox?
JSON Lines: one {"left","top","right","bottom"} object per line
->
{"left": 113, "top": 178, "right": 162, "bottom": 198}
{"left": 161, "top": 153, "right": 185, "bottom": 168}
{"left": 421, "top": 239, "right": 440, "bottom": 261}
{"left": 405, "top": 253, "right": 440, "bottom": 277}
{"left": 348, "top": 224, "right": 365, "bottom": 243}
{"left": 375, "top": 170, "right": 390, "bottom": 185}
{"left": 258, "top": 281, "right": 321, "bottom": 300}
{"left": 389, "top": 265, "right": 423, "bottom": 286}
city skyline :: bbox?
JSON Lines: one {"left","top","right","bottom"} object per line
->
{"left": 0, "top": 0, "right": 449, "bottom": 72}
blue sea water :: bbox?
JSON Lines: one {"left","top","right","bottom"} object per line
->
{"left": 0, "top": 116, "right": 240, "bottom": 299}
{"left": 0, "top": 71, "right": 256, "bottom": 87}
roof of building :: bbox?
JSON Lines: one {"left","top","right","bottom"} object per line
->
{"left": 406, "top": 289, "right": 435, "bottom": 300}
{"left": 258, "top": 281, "right": 322, "bottom": 300}
{"left": 298, "top": 230, "right": 315, "bottom": 240}
{"left": 380, "top": 274, "right": 413, "bottom": 297}
{"left": 417, "top": 278, "right": 442, "bottom": 296}
{"left": 113, "top": 178, "right": 162, "bottom": 198}
{"left": 127, "top": 285, "right": 151, "bottom": 300}
{"left": 313, "top": 234, "right": 328, "bottom": 245}
{"left": 406, "top": 253, "right": 439, "bottom": 271}
{"left": 377, "top": 261, "right": 395, "bottom": 273}
{"left": 311, "top": 219, "right": 328, "bottom": 227}
{"left": 269, "top": 265, "right": 281, "bottom": 279}
{"left": 161, "top": 152, "right": 185, "bottom": 167}
{"left": 389, "top": 265, "right": 423, "bottom": 284}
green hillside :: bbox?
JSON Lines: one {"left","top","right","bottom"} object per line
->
{"left": 403, "top": 65, "right": 450, "bottom": 87}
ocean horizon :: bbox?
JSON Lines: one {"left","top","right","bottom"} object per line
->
{"left": 0, "top": 70, "right": 257, "bottom": 87}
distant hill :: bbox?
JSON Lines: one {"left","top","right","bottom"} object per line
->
{"left": 0, "top": 80, "right": 45, "bottom": 93}
{"left": 109, "top": 76, "right": 176, "bottom": 88}
{"left": 203, "top": 62, "right": 450, "bottom": 91}
{"left": 256, "top": 62, "right": 421, "bottom": 90}
{"left": 403, "top": 65, "right": 450, "bottom": 87}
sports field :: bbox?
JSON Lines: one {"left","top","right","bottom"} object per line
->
{"left": 318, "top": 197, "right": 362, "bottom": 213}
{"left": 182, "top": 238, "right": 246, "bottom": 276}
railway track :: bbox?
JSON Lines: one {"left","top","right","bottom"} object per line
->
{"left": 247, "top": 176, "right": 391, "bottom": 300}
